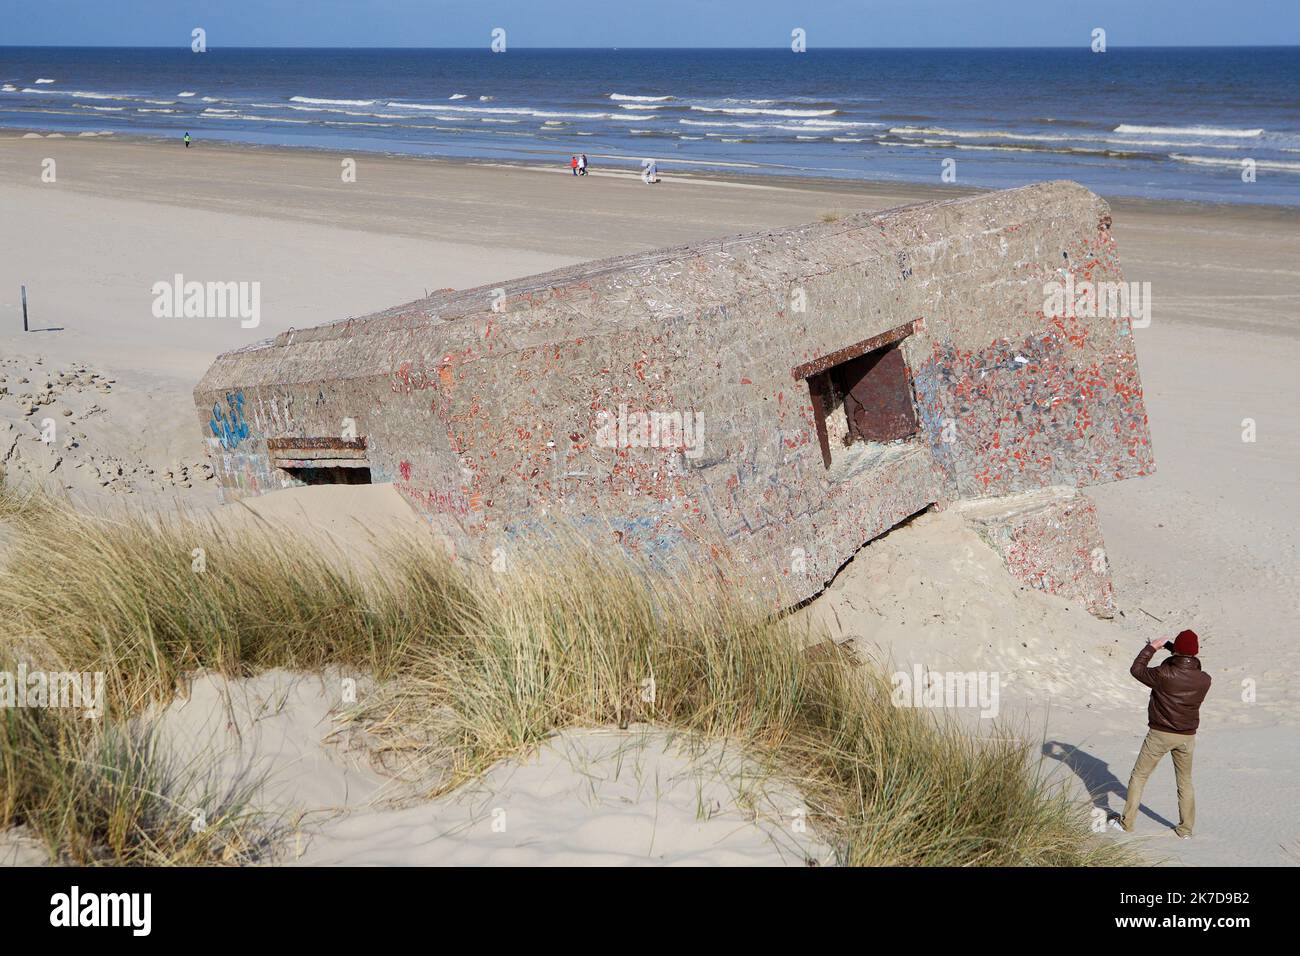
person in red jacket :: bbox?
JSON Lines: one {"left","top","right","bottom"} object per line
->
{"left": 1116, "top": 629, "right": 1212, "bottom": 838}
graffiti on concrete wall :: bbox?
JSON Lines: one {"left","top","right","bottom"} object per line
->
{"left": 210, "top": 391, "right": 250, "bottom": 450}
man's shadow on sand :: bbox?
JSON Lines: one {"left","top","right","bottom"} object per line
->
{"left": 1042, "top": 741, "right": 1176, "bottom": 829}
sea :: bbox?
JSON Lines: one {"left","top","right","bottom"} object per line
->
{"left": 2, "top": 46, "right": 1299, "bottom": 205}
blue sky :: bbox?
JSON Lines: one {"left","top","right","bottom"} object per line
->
{"left": 5, "top": 0, "right": 1298, "bottom": 47}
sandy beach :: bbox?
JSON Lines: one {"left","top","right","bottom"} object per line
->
{"left": 1, "top": 131, "right": 1297, "bottom": 866}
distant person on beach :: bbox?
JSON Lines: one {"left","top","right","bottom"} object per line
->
{"left": 642, "top": 159, "right": 659, "bottom": 184}
{"left": 1114, "top": 630, "right": 1211, "bottom": 839}
{"left": 570, "top": 155, "right": 578, "bottom": 176}
{"left": 579, "top": 153, "right": 588, "bottom": 175}
{"left": 183, "top": 132, "right": 192, "bottom": 149}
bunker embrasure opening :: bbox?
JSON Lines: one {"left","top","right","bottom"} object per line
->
{"left": 793, "top": 322, "right": 920, "bottom": 469}
{"left": 266, "top": 437, "right": 372, "bottom": 485}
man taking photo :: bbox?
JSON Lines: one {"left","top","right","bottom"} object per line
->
{"left": 1115, "top": 629, "right": 1212, "bottom": 839}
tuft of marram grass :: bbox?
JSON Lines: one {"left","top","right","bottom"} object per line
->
{"left": 0, "top": 652, "right": 270, "bottom": 865}
{"left": 0, "top": 487, "right": 1135, "bottom": 866}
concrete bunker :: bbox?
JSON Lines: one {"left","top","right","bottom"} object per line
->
{"left": 195, "top": 181, "right": 1153, "bottom": 615}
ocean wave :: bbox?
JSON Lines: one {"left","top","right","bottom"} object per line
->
{"left": 890, "top": 125, "right": 1247, "bottom": 151}
{"left": 198, "top": 113, "right": 310, "bottom": 124}
{"left": 796, "top": 119, "right": 882, "bottom": 129}
{"left": 136, "top": 108, "right": 176, "bottom": 114}
{"left": 692, "top": 106, "right": 838, "bottom": 117}
{"left": 177, "top": 91, "right": 196, "bottom": 97}
{"left": 274, "top": 103, "right": 394, "bottom": 117}
{"left": 1, "top": 85, "right": 16, "bottom": 92}
{"left": 388, "top": 101, "right": 612, "bottom": 120}
{"left": 680, "top": 117, "right": 877, "bottom": 132}
{"left": 449, "top": 93, "right": 468, "bottom": 100}
{"left": 951, "top": 143, "right": 1156, "bottom": 159}
{"left": 619, "top": 104, "right": 667, "bottom": 110}
{"left": 609, "top": 93, "right": 672, "bottom": 102}
{"left": 21, "top": 88, "right": 124, "bottom": 100}
{"left": 892, "top": 125, "right": 1027, "bottom": 140}
{"left": 1171, "top": 153, "right": 1300, "bottom": 172}
{"left": 34, "top": 78, "right": 55, "bottom": 84}
{"left": 1115, "top": 123, "right": 1263, "bottom": 138}
{"left": 290, "top": 95, "right": 377, "bottom": 107}
{"left": 679, "top": 119, "right": 777, "bottom": 130}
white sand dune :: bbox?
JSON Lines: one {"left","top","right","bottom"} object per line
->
{"left": 149, "top": 670, "right": 832, "bottom": 867}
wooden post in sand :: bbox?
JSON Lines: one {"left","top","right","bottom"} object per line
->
{"left": 21, "top": 285, "right": 28, "bottom": 332}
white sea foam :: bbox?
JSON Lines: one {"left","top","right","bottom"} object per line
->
{"left": 1116, "top": 124, "right": 1263, "bottom": 138}
{"left": 620, "top": 104, "right": 666, "bottom": 110}
{"left": 692, "top": 106, "right": 837, "bottom": 117}
{"left": 1171, "top": 153, "right": 1300, "bottom": 171}
{"left": 177, "top": 91, "right": 196, "bottom": 97}
{"left": 449, "top": 93, "right": 468, "bottom": 100}
{"left": 794, "top": 119, "right": 882, "bottom": 129}
{"left": 290, "top": 95, "right": 376, "bottom": 107}
{"left": 34, "top": 78, "right": 55, "bottom": 84}
{"left": 22, "top": 88, "right": 122, "bottom": 100}
{"left": 199, "top": 113, "right": 310, "bottom": 124}
{"left": 609, "top": 93, "right": 672, "bottom": 102}
{"left": 388, "top": 101, "right": 611, "bottom": 120}
{"left": 890, "top": 125, "right": 1244, "bottom": 152}
{"left": 680, "top": 119, "right": 771, "bottom": 129}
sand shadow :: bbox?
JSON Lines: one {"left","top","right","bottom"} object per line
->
{"left": 1042, "top": 740, "right": 1176, "bottom": 829}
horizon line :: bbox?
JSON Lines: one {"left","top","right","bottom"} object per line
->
{"left": 3, "top": 43, "right": 1298, "bottom": 50}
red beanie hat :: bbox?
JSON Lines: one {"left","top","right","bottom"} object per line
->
{"left": 1173, "top": 629, "right": 1199, "bottom": 656}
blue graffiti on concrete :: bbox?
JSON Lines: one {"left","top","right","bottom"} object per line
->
{"left": 210, "top": 391, "right": 250, "bottom": 450}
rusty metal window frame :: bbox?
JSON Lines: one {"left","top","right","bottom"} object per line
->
{"left": 791, "top": 321, "right": 918, "bottom": 469}
{"left": 266, "top": 436, "right": 369, "bottom": 471}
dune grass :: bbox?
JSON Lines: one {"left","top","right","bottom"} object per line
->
{"left": 0, "top": 486, "right": 1134, "bottom": 866}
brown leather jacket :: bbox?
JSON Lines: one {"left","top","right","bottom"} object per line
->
{"left": 1130, "top": 643, "right": 1212, "bottom": 735}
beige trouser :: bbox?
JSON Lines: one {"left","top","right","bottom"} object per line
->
{"left": 1122, "top": 728, "right": 1196, "bottom": 836}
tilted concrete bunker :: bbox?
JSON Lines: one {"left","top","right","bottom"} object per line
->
{"left": 195, "top": 181, "right": 1153, "bottom": 613}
